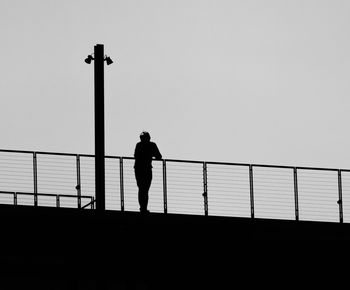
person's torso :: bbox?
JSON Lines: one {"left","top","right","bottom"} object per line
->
{"left": 134, "top": 142, "right": 157, "bottom": 168}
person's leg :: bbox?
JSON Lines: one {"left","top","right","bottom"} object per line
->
{"left": 135, "top": 169, "right": 152, "bottom": 213}
{"left": 139, "top": 184, "right": 148, "bottom": 212}
{"left": 135, "top": 169, "right": 145, "bottom": 212}
{"left": 143, "top": 170, "right": 152, "bottom": 212}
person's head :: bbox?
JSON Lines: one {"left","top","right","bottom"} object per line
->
{"left": 140, "top": 131, "right": 151, "bottom": 143}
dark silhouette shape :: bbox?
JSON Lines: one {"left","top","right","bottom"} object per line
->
{"left": 134, "top": 131, "right": 162, "bottom": 213}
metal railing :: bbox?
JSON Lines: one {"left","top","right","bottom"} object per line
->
{"left": 0, "top": 190, "right": 94, "bottom": 209}
{"left": 0, "top": 148, "right": 349, "bottom": 223}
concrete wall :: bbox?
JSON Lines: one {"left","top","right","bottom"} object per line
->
{"left": 0, "top": 205, "right": 349, "bottom": 289}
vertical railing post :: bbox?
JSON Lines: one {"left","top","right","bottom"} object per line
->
{"left": 162, "top": 160, "right": 168, "bottom": 214}
{"left": 293, "top": 168, "right": 299, "bottom": 221}
{"left": 203, "top": 162, "right": 208, "bottom": 216}
{"left": 76, "top": 155, "right": 81, "bottom": 209}
{"left": 56, "top": 195, "right": 60, "bottom": 208}
{"left": 249, "top": 165, "right": 255, "bottom": 218}
{"left": 119, "top": 157, "right": 124, "bottom": 211}
{"left": 338, "top": 170, "right": 343, "bottom": 223}
{"left": 14, "top": 192, "right": 17, "bottom": 206}
{"left": 33, "top": 152, "right": 38, "bottom": 206}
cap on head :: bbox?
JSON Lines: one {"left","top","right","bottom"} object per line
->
{"left": 140, "top": 131, "right": 151, "bottom": 142}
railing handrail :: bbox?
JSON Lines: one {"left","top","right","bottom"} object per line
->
{"left": 1, "top": 148, "right": 349, "bottom": 173}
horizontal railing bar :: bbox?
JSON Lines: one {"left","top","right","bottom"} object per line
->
{"left": 206, "top": 161, "right": 250, "bottom": 167}
{"left": 252, "top": 164, "right": 294, "bottom": 170}
{"left": 58, "top": 194, "right": 92, "bottom": 199}
{"left": 78, "top": 154, "right": 95, "bottom": 158}
{"left": 0, "top": 149, "right": 35, "bottom": 155}
{"left": 105, "top": 155, "right": 122, "bottom": 159}
{"left": 1, "top": 149, "right": 349, "bottom": 172}
{"left": 17, "top": 192, "right": 52, "bottom": 197}
{"left": 116, "top": 156, "right": 133, "bottom": 160}
{"left": 121, "top": 159, "right": 350, "bottom": 172}
{"left": 35, "top": 151, "right": 78, "bottom": 157}
{"left": 252, "top": 164, "right": 341, "bottom": 172}
{"left": 0, "top": 190, "right": 16, "bottom": 195}
{"left": 296, "top": 166, "right": 339, "bottom": 172}
{"left": 165, "top": 159, "right": 204, "bottom": 164}
{"left": 0, "top": 190, "right": 91, "bottom": 199}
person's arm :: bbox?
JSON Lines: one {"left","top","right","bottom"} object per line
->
{"left": 152, "top": 143, "right": 162, "bottom": 160}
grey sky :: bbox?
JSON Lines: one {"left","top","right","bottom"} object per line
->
{"left": 1, "top": 0, "right": 350, "bottom": 168}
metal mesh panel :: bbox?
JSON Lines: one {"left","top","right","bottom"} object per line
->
{"left": 298, "top": 170, "right": 339, "bottom": 222}
{"left": 0, "top": 192, "right": 15, "bottom": 205}
{"left": 123, "top": 159, "right": 139, "bottom": 212}
{"left": 147, "top": 160, "right": 164, "bottom": 213}
{"left": 16, "top": 193, "right": 34, "bottom": 206}
{"left": 36, "top": 154, "right": 77, "bottom": 196}
{"left": 37, "top": 195, "right": 57, "bottom": 207}
{"left": 59, "top": 196, "right": 78, "bottom": 208}
{"left": 253, "top": 167, "right": 295, "bottom": 220}
{"left": 80, "top": 156, "right": 95, "bottom": 207}
{"left": 0, "top": 152, "right": 33, "bottom": 199}
{"left": 80, "top": 156, "right": 122, "bottom": 210}
{"left": 105, "top": 157, "right": 121, "bottom": 211}
{"left": 207, "top": 164, "right": 250, "bottom": 217}
{"left": 166, "top": 162, "right": 204, "bottom": 215}
{"left": 36, "top": 154, "right": 80, "bottom": 208}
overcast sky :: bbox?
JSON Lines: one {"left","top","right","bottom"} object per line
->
{"left": 1, "top": 0, "right": 350, "bottom": 168}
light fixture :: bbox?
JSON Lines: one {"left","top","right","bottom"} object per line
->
{"left": 105, "top": 56, "right": 113, "bottom": 65}
{"left": 85, "top": 55, "right": 94, "bottom": 64}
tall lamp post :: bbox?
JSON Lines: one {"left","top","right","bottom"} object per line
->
{"left": 85, "top": 44, "right": 113, "bottom": 211}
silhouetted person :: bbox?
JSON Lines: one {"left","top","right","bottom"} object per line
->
{"left": 134, "top": 131, "right": 162, "bottom": 213}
